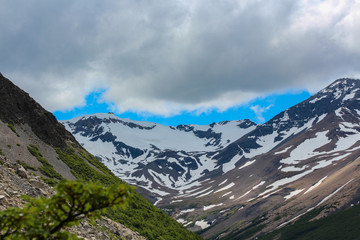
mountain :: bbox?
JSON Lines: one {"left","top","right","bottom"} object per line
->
{"left": 63, "top": 78, "right": 360, "bottom": 239}
{"left": 62, "top": 113, "right": 256, "bottom": 202}
{"left": 0, "top": 73, "right": 201, "bottom": 240}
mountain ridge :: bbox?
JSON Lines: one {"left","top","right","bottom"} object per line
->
{"left": 0, "top": 72, "right": 75, "bottom": 148}
{"left": 62, "top": 77, "right": 360, "bottom": 239}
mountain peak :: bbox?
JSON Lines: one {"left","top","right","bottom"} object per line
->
{"left": 318, "top": 78, "right": 360, "bottom": 98}
{"left": 0, "top": 74, "right": 76, "bottom": 148}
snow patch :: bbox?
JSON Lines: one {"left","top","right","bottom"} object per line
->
{"left": 196, "top": 190, "right": 214, "bottom": 198}
{"left": 195, "top": 220, "right": 210, "bottom": 229}
{"left": 204, "top": 203, "right": 224, "bottom": 211}
{"left": 239, "top": 159, "right": 256, "bottom": 169}
{"left": 274, "top": 146, "right": 292, "bottom": 155}
{"left": 342, "top": 92, "right": 356, "bottom": 102}
{"left": 180, "top": 209, "right": 195, "bottom": 214}
{"left": 214, "top": 182, "right": 235, "bottom": 193}
{"left": 281, "top": 165, "right": 307, "bottom": 172}
{"left": 219, "top": 179, "right": 228, "bottom": 186}
{"left": 309, "top": 95, "right": 327, "bottom": 104}
{"left": 223, "top": 154, "right": 242, "bottom": 173}
{"left": 222, "top": 191, "right": 232, "bottom": 197}
{"left": 284, "top": 189, "right": 304, "bottom": 200}
{"left": 280, "top": 131, "right": 330, "bottom": 165}
{"left": 304, "top": 176, "right": 327, "bottom": 194}
{"left": 237, "top": 181, "right": 265, "bottom": 200}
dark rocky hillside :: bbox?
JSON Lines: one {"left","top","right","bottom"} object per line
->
{"left": 0, "top": 73, "right": 75, "bottom": 148}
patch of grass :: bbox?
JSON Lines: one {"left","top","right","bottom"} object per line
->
{"left": 16, "top": 143, "right": 21, "bottom": 147}
{"left": 27, "top": 144, "right": 63, "bottom": 180}
{"left": 0, "top": 149, "right": 3, "bottom": 156}
{"left": 7, "top": 123, "right": 16, "bottom": 133}
{"left": 16, "top": 160, "right": 37, "bottom": 171}
{"left": 7, "top": 123, "right": 20, "bottom": 137}
{"left": 40, "top": 177, "right": 59, "bottom": 186}
{"left": 55, "top": 148, "right": 118, "bottom": 185}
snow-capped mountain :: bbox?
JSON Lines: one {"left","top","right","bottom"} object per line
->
{"left": 62, "top": 78, "right": 360, "bottom": 239}
{"left": 62, "top": 114, "right": 257, "bottom": 197}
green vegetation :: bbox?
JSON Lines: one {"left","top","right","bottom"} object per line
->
{"left": 0, "top": 148, "right": 3, "bottom": 156}
{"left": 107, "top": 194, "right": 202, "bottom": 240}
{"left": 27, "top": 144, "right": 63, "bottom": 180}
{"left": 0, "top": 180, "right": 131, "bottom": 239}
{"left": 41, "top": 177, "right": 59, "bottom": 186}
{"left": 17, "top": 160, "right": 37, "bottom": 171}
{"left": 259, "top": 204, "right": 360, "bottom": 240}
{"left": 56, "top": 148, "right": 117, "bottom": 185}
{"left": 56, "top": 146, "right": 202, "bottom": 240}
{"left": 7, "top": 123, "right": 19, "bottom": 137}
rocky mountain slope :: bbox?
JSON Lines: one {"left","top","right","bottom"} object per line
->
{"left": 0, "top": 73, "right": 201, "bottom": 240}
{"left": 0, "top": 155, "right": 145, "bottom": 240}
{"left": 63, "top": 78, "right": 360, "bottom": 239}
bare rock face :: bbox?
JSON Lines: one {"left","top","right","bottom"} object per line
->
{"left": 15, "top": 164, "right": 28, "bottom": 179}
{"left": 0, "top": 73, "right": 76, "bottom": 148}
{"left": 0, "top": 156, "right": 145, "bottom": 240}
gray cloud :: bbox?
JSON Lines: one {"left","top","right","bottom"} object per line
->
{"left": 1, "top": 0, "right": 359, "bottom": 115}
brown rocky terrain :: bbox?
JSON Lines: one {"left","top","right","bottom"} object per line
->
{"left": 0, "top": 155, "right": 145, "bottom": 240}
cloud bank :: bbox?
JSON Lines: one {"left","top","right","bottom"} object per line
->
{"left": 1, "top": 0, "right": 359, "bottom": 116}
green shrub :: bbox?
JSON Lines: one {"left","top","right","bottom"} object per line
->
{"left": 27, "top": 144, "right": 63, "bottom": 180}
{"left": 7, "top": 123, "right": 20, "bottom": 137}
{"left": 41, "top": 177, "right": 59, "bottom": 186}
{"left": 0, "top": 180, "right": 131, "bottom": 239}
{"left": 56, "top": 148, "right": 116, "bottom": 185}
{"left": 7, "top": 123, "right": 16, "bottom": 133}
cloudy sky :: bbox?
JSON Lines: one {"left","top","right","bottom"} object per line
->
{"left": 1, "top": 0, "right": 359, "bottom": 125}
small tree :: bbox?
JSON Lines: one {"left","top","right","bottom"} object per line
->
{"left": 0, "top": 180, "right": 132, "bottom": 239}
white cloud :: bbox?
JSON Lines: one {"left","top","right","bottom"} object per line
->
{"left": 0, "top": 0, "right": 359, "bottom": 115}
{"left": 250, "top": 105, "right": 273, "bottom": 123}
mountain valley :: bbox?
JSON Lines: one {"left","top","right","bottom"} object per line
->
{"left": 0, "top": 73, "right": 200, "bottom": 240}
